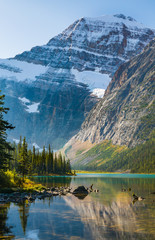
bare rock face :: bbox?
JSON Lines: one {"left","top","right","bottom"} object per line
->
{"left": 15, "top": 14, "right": 154, "bottom": 76}
{"left": 0, "top": 14, "right": 154, "bottom": 149}
{"left": 74, "top": 39, "right": 155, "bottom": 147}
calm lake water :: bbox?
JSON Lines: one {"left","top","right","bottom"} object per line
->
{"left": 1, "top": 174, "right": 155, "bottom": 240}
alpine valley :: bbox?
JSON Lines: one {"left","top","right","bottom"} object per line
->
{"left": 63, "top": 38, "right": 155, "bottom": 173}
{"left": 0, "top": 14, "right": 154, "bottom": 151}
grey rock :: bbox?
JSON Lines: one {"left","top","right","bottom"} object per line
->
{"left": 73, "top": 186, "right": 89, "bottom": 194}
{"left": 73, "top": 39, "right": 155, "bottom": 148}
{"left": 0, "top": 15, "right": 154, "bottom": 149}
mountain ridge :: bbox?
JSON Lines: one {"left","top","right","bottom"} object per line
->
{"left": 63, "top": 38, "right": 155, "bottom": 171}
{"left": 73, "top": 38, "right": 155, "bottom": 147}
{"left": 0, "top": 14, "right": 154, "bottom": 149}
{"left": 15, "top": 14, "right": 154, "bottom": 75}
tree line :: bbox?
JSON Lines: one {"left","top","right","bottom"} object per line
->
{"left": 102, "top": 132, "right": 155, "bottom": 173}
{"left": 10, "top": 136, "right": 72, "bottom": 180}
{"left": 0, "top": 91, "right": 72, "bottom": 182}
{"left": 76, "top": 133, "right": 155, "bottom": 173}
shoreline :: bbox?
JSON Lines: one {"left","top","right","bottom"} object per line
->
{"left": 0, "top": 184, "right": 96, "bottom": 205}
{"left": 75, "top": 171, "right": 155, "bottom": 175}
{"left": 30, "top": 173, "right": 75, "bottom": 177}
{"left": 1, "top": 172, "right": 155, "bottom": 194}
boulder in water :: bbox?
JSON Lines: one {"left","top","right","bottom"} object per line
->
{"left": 73, "top": 186, "right": 88, "bottom": 194}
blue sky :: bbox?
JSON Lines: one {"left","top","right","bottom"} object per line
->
{"left": 0, "top": 0, "right": 154, "bottom": 58}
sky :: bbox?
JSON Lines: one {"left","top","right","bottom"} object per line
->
{"left": 0, "top": 0, "right": 154, "bottom": 58}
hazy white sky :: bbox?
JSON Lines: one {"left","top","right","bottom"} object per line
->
{"left": 0, "top": 0, "right": 154, "bottom": 58}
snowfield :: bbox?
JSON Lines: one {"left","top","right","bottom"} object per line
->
{"left": 18, "top": 97, "right": 40, "bottom": 113}
{"left": 71, "top": 68, "right": 111, "bottom": 98}
{"left": 92, "top": 88, "right": 105, "bottom": 98}
{"left": 0, "top": 58, "right": 112, "bottom": 98}
{"left": 0, "top": 59, "right": 48, "bottom": 82}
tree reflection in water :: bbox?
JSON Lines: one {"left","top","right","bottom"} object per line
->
{"left": 1, "top": 176, "right": 155, "bottom": 240}
{"left": 31, "top": 176, "right": 72, "bottom": 188}
{"left": 0, "top": 203, "right": 14, "bottom": 239}
{"left": 18, "top": 201, "right": 30, "bottom": 235}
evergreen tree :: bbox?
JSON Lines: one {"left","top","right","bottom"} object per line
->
{"left": 0, "top": 92, "right": 14, "bottom": 170}
{"left": 63, "top": 156, "right": 66, "bottom": 173}
{"left": 9, "top": 138, "right": 73, "bottom": 176}
{"left": 18, "top": 136, "right": 22, "bottom": 153}
{"left": 57, "top": 152, "right": 63, "bottom": 173}
{"left": 18, "top": 137, "right": 29, "bottom": 181}
{"left": 32, "top": 146, "right": 36, "bottom": 173}
{"left": 45, "top": 152, "right": 49, "bottom": 175}
{"left": 41, "top": 146, "right": 46, "bottom": 174}
{"left": 54, "top": 153, "right": 57, "bottom": 173}
{"left": 28, "top": 149, "right": 32, "bottom": 174}
{"left": 35, "top": 150, "right": 40, "bottom": 175}
{"left": 48, "top": 145, "right": 53, "bottom": 173}
{"left": 11, "top": 142, "right": 18, "bottom": 171}
{"left": 66, "top": 159, "right": 71, "bottom": 173}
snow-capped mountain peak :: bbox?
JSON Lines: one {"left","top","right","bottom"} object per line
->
{"left": 0, "top": 14, "right": 154, "bottom": 149}
{"left": 84, "top": 14, "right": 143, "bottom": 28}
{"left": 47, "top": 13, "right": 148, "bottom": 48}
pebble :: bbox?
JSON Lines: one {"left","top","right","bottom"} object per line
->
{"left": 0, "top": 185, "right": 99, "bottom": 204}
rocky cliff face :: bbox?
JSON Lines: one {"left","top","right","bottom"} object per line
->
{"left": 15, "top": 14, "right": 154, "bottom": 76}
{"left": 0, "top": 14, "right": 154, "bottom": 149}
{"left": 73, "top": 39, "right": 155, "bottom": 147}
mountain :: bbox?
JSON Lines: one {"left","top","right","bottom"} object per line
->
{"left": 63, "top": 39, "right": 155, "bottom": 171}
{"left": 0, "top": 14, "right": 154, "bottom": 149}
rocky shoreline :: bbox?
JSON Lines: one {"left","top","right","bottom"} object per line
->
{"left": 0, "top": 185, "right": 99, "bottom": 204}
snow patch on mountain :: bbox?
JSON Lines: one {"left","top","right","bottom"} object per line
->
{"left": 0, "top": 59, "right": 48, "bottom": 82}
{"left": 18, "top": 97, "right": 40, "bottom": 113}
{"left": 85, "top": 14, "right": 145, "bottom": 29}
{"left": 0, "top": 13, "right": 154, "bottom": 150}
{"left": 92, "top": 88, "right": 105, "bottom": 98}
{"left": 18, "top": 97, "right": 30, "bottom": 104}
{"left": 58, "top": 14, "right": 149, "bottom": 51}
{"left": 26, "top": 103, "right": 40, "bottom": 113}
{"left": 13, "top": 138, "right": 20, "bottom": 144}
{"left": 32, "top": 143, "right": 40, "bottom": 149}
{"left": 71, "top": 68, "right": 111, "bottom": 97}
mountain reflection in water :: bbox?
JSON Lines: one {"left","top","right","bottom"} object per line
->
{"left": 64, "top": 193, "right": 147, "bottom": 240}
{"left": 0, "top": 175, "right": 155, "bottom": 240}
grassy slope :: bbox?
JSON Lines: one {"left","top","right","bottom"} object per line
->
{"left": 72, "top": 130, "right": 155, "bottom": 173}
{"left": 68, "top": 40, "right": 155, "bottom": 173}
{"left": 72, "top": 140, "right": 127, "bottom": 170}
{"left": 70, "top": 98, "right": 155, "bottom": 173}
{"left": 106, "top": 131, "right": 155, "bottom": 173}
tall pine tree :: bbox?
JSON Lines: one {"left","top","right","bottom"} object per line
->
{"left": 18, "top": 137, "right": 29, "bottom": 181}
{"left": 0, "top": 92, "right": 14, "bottom": 170}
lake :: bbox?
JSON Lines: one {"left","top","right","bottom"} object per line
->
{"left": 0, "top": 174, "right": 155, "bottom": 240}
